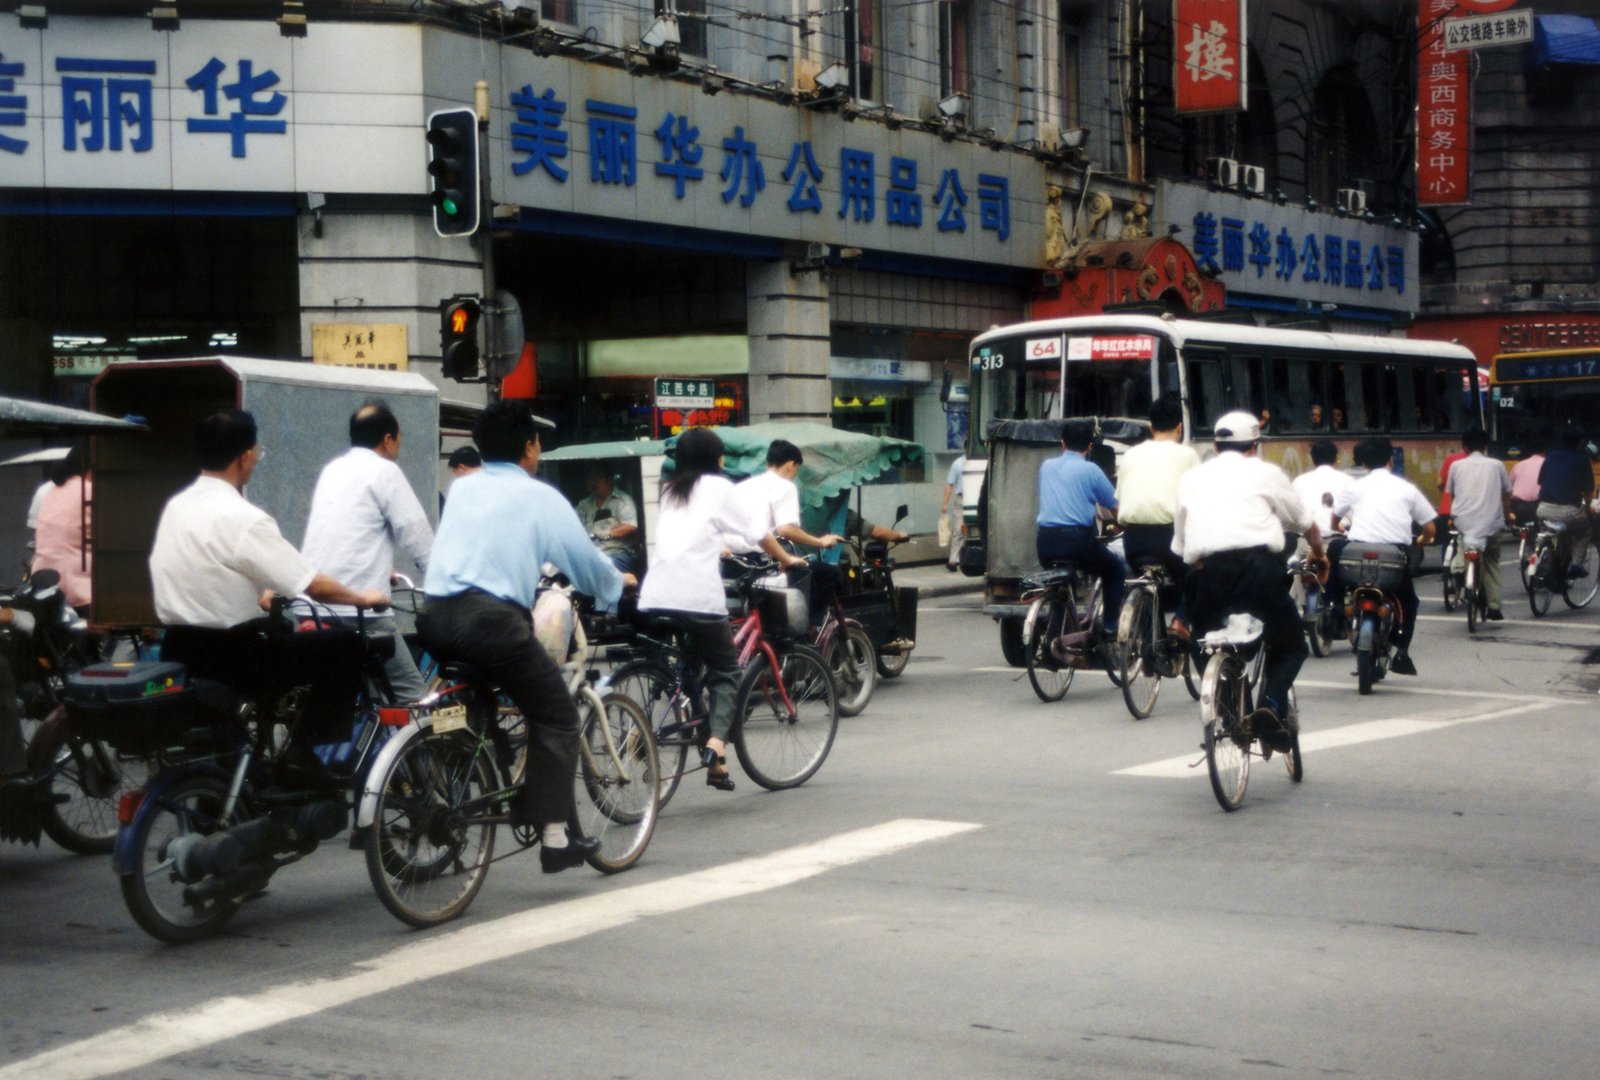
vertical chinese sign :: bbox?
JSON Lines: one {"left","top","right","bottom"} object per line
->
{"left": 1173, "top": 0, "right": 1247, "bottom": 114}
{"left": 1417, "top": 0, "right": 1520, "bottom": 206}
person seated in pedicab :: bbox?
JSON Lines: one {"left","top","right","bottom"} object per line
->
{"left": 574, "top": 464, "right": 642, "bottom": 575}
{"left": 799, "top": 491, "right": 910, "bottom": 632}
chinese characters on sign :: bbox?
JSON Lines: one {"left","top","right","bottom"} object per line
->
{"left": 653, "top": 377, "right": 715, "bottom": 410}
{"left": 1068, "top": 336, "right": 1157, "bottom": 361}
{"left": 1417, "top": 0, "right": 1471, "bottom": 205}
{"left": 1173, "top": 0, "right": 1246, "bottom": 114}
{"left": 311, "top": 323, "right": 409, "bottom": 372}
{"left": 1442, "top": 9, "right": 1533, "bottom": 50}
{"left": 1190, "top": 210, "right": 1407, "bottom": 295}
{"left": 505, "top": 84, "right": 1014, "bottom": 243}
{"left": 0, "top": 52, "right": 28, "bottom": 155}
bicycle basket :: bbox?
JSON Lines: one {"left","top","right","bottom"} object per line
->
{"left": 1338, "top": 543, "right": 1407, "bottom": 589}
{"left": 756, "top": 584, "right": 809, "bottom": 638}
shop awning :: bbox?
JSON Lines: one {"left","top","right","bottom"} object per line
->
{"left": 1530, "top": 15, "right": 1600, "bottom": 70}
{"left": 540, "top": 439, "right": 670, "bottom": 462}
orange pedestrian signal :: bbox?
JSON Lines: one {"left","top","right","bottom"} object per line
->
{"left": 450, "top": 306, "right": 471, "bottom": 334}
{"left": 439, "top": 296, "right": 482, "bottom": 381}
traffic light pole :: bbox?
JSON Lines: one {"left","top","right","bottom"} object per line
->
{"left": 473, "top": 79, "right": 501, "bottom": 403}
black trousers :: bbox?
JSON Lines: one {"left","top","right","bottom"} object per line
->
{"left": 418, "top": 591, "right": 578, "bottom": 825}
{"left": 649, "top": 610, "right": 742, "bottom": 742}
{"left": 0, "top": 658, "right": 23, "bottom": 776}
{"left": 1121, "top": 523, "right": 1187, "bottom": 616}
{"left": 1326, "top": 538, "right": 1419, "bottom": 651}
{"left": 1037, "top": 525, "right": 1125, "bottom": 628}
{"left": 1185, "top": 549, "right": 1307, "bottom": 716}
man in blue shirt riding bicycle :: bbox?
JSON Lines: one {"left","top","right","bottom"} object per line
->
{"left": 1036, "top": 419, "right": 1124, "bottom": 639}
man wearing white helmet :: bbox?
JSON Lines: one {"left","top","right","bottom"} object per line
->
{"left": 1172, "top": 411, "right": 1330, "bottom": 747}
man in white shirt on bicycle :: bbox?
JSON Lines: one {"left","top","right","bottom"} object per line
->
{"left": 1444, "top": 427, "right": 1511, "bottom": 621}
{"left": 1115, "top": 397, "right": 1200, "bottom": 634}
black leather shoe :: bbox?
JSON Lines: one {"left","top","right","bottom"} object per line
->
{"left": 1390, "top": 652, "right": 1418, "bottom": 676}
{"left": 1486, "top": 609, "right": 1504, "bottom": 622}
{"left": 540, "top": 831, "right": 600, "bottom": 873}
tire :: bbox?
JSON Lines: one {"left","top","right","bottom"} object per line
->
{"left": 365, "top": 727, "right": 497, "bottom": 929}
{"left": 119, "top": 774, "right": 249, "bottom": 944}
{"left": 998, "top": 617, "right": 1026, "bottom": 668}
{"left": 1284, "top": 728, "right": 1304, "bottom": 782}
{"left": 1181, "top": 651, "right": 1201, "bottom": 701}
{"left": 1118, "top": 588, "right": 1160, "bottom": 720}
{"left": 1529, "top": 542, "right": 1553, "bottom": 617}
{"left": 875, "top": 647, "right": 910, "bottom": 679}
{"left": 1441, "top": 557, "right": 1459, "bottom": 612}
{"left": 32, "top": 710, "right": 146, "bottom": 856}
{"left": 1024, "top": 596, "right": 1074, "bottom": 702}
{"left": 824, "top": 621, "right": 877, "bottom": 718}
{"left": 605, "top": 660, "right": 690, "bottom": 810}
{"left": 571, "top": 689, "right": 659, "bottom": 875}
{"left": 1563, "top": 540, "right": 1599, "bottom": 609}
{"left": 1518, "top": 534, "right": 1533, "bottom": 593}
{"left": 1357, "top": 642, "right": 1376, "bottom": 697}
{"left": 1090, "top": 585, "right": 1123, "bottom": 689}
{"left": 1465, "top": 561, "right": 1479, "bottom": 635}
{"left": 1201, "top": 655, "right": 1249, "bottom": 812}
{"left": 732, "top": 643, "right": 838, "bottom": 790}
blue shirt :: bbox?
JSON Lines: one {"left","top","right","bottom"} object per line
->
{"left": 425, "top": 461, "right": 623, "bottom": 609}
{"left": 1037, "top": 451, "right": 1117, "bottom": 528}
{"left": 1537, "top": 449, "right": 1593, "bottom": 506}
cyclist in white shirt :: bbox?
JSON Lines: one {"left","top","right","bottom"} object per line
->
{"left": 730, "top": 440, "right": 842, "bottom": 626}
{"left": 1444, "top": 426, "right": 1511, "bottom": 621}
{"left": 1115, "top": 397, "right": 1200, "bottom": 632}
{"left": 1329, "top": 438, "right": 1436, "bottom": 676}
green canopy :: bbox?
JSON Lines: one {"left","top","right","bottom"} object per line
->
{"left": 704, "top": 421, "right": 924, "bottom": 510}
{"left": 539, "top": 438, "right": 669, "bottom": 462}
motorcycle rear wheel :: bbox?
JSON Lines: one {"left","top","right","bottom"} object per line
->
{"left": 120, "top": 774, "right": 249, "bottom": 944}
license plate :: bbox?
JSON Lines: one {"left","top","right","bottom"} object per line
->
{"left": 431, "top": 704, "right": 468, "bottom": 734}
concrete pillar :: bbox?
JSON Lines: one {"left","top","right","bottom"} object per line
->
{"left": 745, "top": 254, "right": 832, "bottom": 425}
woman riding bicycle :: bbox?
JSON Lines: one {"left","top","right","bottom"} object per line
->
{"left": 637, "top": 427, "right": 803, "bottom": 792}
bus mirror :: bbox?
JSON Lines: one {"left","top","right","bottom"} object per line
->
{"left": 939, "top": 369, "right": 953, "bottom": 404}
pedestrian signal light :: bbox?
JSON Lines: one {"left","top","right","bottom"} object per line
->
{"left": 440, "top": 296, "right": 482, "bottom": 381}
{"left": 426, "top": 107, "right": 480, "bottom": 238}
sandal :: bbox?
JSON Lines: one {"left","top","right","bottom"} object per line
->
{"left": 702, "top": 746, "right": 735, "bottom": 791}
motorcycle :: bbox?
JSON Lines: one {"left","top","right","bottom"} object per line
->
{"left": 0, "top": 569, "right": 147, "bottom": 853}
{"left": 69, "top": 601, "right": 408, "bottom": 943}
{"left": 1338, "top": 542, "right": 1409, "bottom": 695}
{"left": 1288, "top": 552, "right": 1339, "bottom": 659}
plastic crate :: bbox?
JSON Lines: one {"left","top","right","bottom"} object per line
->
{"left": 1339, "top": 542, "right": 1407, "bottom": 590}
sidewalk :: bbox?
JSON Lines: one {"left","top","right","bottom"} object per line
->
{"left": 896, "top": 559, "right": 983, "bottom": 599}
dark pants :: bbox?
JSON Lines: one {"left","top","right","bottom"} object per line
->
{"left": 418, "top": 591, "right": 578, "bottom": 825}
{"left": 1326, "top": 538, "right": 1419, "bottom": 651}
{"left": 804, "top": 560, "right": 842, "bottom": 627}
{"left": 163, "top": 621, "right": 366, "bottom": 738}
{"left": 1037, "top": 525, "right": 1124, "bottom": 630}
{"left": 649, "top": 610, "right": 742, "bottom": 742}
{"left": 0, "top": 659, "right": 23, "bottom": 776}
{"left": 1121, "top": 523, "right": 1187, "bottom": 618}
{"left": 1510, "top": 498, "right": 1539, "bottom": 530}
{"left": 1185, "top": 549, "right": 1307, "bottom": 716}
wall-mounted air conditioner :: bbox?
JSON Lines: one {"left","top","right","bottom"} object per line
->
{"left": 1207, "top": 157, "right": 1239, "bottom": 189}
{"left": 1239, "top": 165, "right": 1266, "bottom": 196}
{"left": 1336, "top": 188, "right": 1367, "bottom": 215}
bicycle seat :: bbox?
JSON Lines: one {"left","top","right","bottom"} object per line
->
{"left": 1200, "top": 612, "right": 1264, "bottom": 652}
{"left": 435, "top": 660, "right": 497, "bottom": 688}
{"left": 1023, "top": 566, "right": 1079, "bottom": 591}
{"left": 1540, "top": 519, "right": 1571, "bottom": 534}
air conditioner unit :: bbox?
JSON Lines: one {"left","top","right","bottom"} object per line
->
{"left": 1239, "top": 164, "right": 1266, "bottom": 196}
{"left": 1336, "top": 188, "right": 1366, "bottom": 216}
{"left": 1207, "top": 156, "right": 1239, "bottom": 189}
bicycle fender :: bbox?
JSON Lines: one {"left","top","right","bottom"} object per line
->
{"left": 1022, "top": 596, "right": 1045, "bottom": 643}
{"left": 111, "top": 762, "right": 236, "bottom": 877}
{"left": 355, "top": 720, "right": 432, "bottom": 830}
{"left": 1357, "top": 615, "right": 1376, "bottom": 653}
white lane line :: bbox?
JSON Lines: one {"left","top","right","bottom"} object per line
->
{"left": 0, "top": 819, "right": 979, "bottom": 1080}
{"left": 972, "top": 666, "right": 1022, "bottom": 673}
{"left": 1113, "top": 700, "right": 1558, "bottom": 778}
{"left": 1293, "top": 680, "right": 1569, "bottom": 705}
{"left": 1415, "top": 613, "right": 1595, "bottom": 630}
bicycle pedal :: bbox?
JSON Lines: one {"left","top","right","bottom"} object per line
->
{"left": 511, "top": 823, "right": 540, "bottom": 849}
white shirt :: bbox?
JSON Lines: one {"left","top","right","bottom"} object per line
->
{"left": 300, "top": 447, "right": 434, "bottom": 615}
{"left": 1334, "top": 468, "right": 1436, "bottom": 546}
{"left": 1115, "top": 439, "right": 1201, "bottom": 525}
{"left": 25, "top": 480, "right": 50, "bottom": 531}
{"left": 1444, "top": 452, "right": 1511, "bottom": 540}
{"left": 641, "top": 475, "right": 770, "bottom": 616}
{"left": 150, "top": 475, "right": 316, "bottom": 629}
{"left": 1172, "top": 451, "right": 1310, "bottom": 564}
{"left": 575, "top": 489, "right": 639, "bottom": 555}
{"left": 725, "top": 468, "right": 801, "bottom": 554}
{"left": 1292, "top": 464, "right": 1354, "bottom": 538}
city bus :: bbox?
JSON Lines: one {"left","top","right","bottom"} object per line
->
{"left": 1487, "top": 347, "right": 1600, "bottom": 464}
{"left": 961, "top": 314, "right": 1480, "bottom": 662}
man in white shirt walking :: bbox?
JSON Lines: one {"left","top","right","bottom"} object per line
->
{"left": 1330, "top": 438, "right": 1437, "bottom": 675}
{"left": 1173, "top": 412, "right": 1328, "bottom": 745}
{"left": 1444, "top": 426, "right": 1512, "bottom": 621}
{"left": 301, "top": 402, "right": 435, "bottom": 704}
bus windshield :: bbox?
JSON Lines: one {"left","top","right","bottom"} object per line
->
{"left": 1492, "top": 379, "right": 1600, "bottom": 457}
{"left": 968, "top": 333, "right": 1154, "bottom": 454}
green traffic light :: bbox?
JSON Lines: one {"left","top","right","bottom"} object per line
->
{"left": 440, "top": 196, "right": 459, "bottom": 216}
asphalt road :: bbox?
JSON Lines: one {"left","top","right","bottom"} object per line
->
{"left": 2, "top": 563, "right": 1598, "bottom": 1080}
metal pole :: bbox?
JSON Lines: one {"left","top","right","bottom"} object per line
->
{"left": 474, "top": 79, "right": 500, "bottom": 402}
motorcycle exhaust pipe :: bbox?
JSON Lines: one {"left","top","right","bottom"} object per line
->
{"left": 182, "top": 858, "right": 275, "bottom": 908}
{"left": 169, "top": 817, "right": 283, "bottom": 882}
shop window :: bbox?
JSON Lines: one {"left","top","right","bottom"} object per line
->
{"left": 542, "top": 0, "right": 576, "bottom": 24}
{"left": 678, "top": 0, "right": 707, "bottom": 58}
{"left": 844, "top": 0, "right": 884, "bottom": 102}
{"left": 939, "top": 0, "right": 973, "bottom": 98}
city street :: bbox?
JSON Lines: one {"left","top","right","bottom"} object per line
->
{"left": 2, "top": 564, "right": 1598, "bottom": 1080}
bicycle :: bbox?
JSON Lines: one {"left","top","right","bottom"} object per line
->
{"left": 1019, "top": 560, "right": 1121, "bottom": 703}
{"left": 1196, "top": 613, "right": 1302, "bottom": 812}
{"left": 1449, "top": 531, "right": 1491, "bottom": 634}
{"left": 1116, "top": 561, "right": 1199, "bottom": 719}
{"left": 807, "top": 577, "right": 877, "bottom": 719}
{"left": 1290, "top": 551, "right": 1340, "bottom": 658}
{"left": 360, "top": 589, "right": 661, "bottom": 930}
{"left": 1525, "top": 517, "right": 1599, "bottom": 617}
{"left": 602, "top": 553, "right": 839, "bottom": 807}
{"left": 1440, "top": 531, "right": 1462, "bottom": 612}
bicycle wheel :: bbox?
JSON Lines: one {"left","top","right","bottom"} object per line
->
{"left": 875, "top": 647, "right": 910, "bottom": 679}
{"left": 1465, "top": 561, "right": 1479, "bottom": 634}
{"left": 824, "top": 621, "right": 878, "bottom": 718}
{"left": 732, "top": 643, "right": 838, "bottom": 790}
{"left": 571, "top": 688, "right": 659, "bottom": 874}
{"left": 32, "top": 712, "right": 146, "bottom": 856}
{"left": 1023, "top": 595, "right": 1074, "bottom": 702}
{"left": 365, "top": 727, "right": 497, "bottom": 929}
{"left": 1118, "top": 587, "right": 1160, "bottom": 720}
{"left": 1529, "top": 541, "right": 1553, "bottom": 617}
{"left": 1092, "top": 585, "right": 1124, "bottom": 689}
{"left": 1563, "top": 539, "right": 1598, "bottom": 609}
{"left": 1518, "top": 533, "right": 1533, "bottom": 592}
{"left": 119, "top": 774, "right": 250, "bottom": 944}
{"left": 1306, "top": 589, "right": 1335, "bottom": 658}
{"left": 1441, "top": 542, "right": 1459, "bottom": 611}
{"left": 1181, "top": 649, "right": 1201, "bottom": 701}
{"left": 605, "top": 659, "right": 691, "bottom": 809}
{"left": 1201, "top": 654, "right": 1250, "bottom": 812}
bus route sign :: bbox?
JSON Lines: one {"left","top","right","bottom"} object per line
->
{"left": 1494, "top": 355, "right": 1600, "bottom": 383}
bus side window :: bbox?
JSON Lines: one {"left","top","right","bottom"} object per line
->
{"left": 1303, "top": 359, "right": 1329, "bottom": 430}
{"left": 1355, "top": 364, "right": 1382, "bottom": 432}
{"left": 1272, "top": 357, "right": 1306, "bottom": 431}
{"left": 1328, "top": 362, "right": 1353, "bottom": 431}
{"left": 1433, "top": 365, "right": 1471, "bottom": 430}
{"left": 1185, "top": 355, "right": 1226, "bottom": 431}
{"left": 1228, "top": 355, "right": 1267, "bottom": 429}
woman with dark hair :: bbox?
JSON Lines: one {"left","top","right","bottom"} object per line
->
{"left": 32, "top": 446, "right": 91, "bottom": 612}
{"left": 638, "top": 428, "right": 803, "bottom": 790}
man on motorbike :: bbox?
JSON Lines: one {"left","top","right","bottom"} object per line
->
{"left": 1172, "top": 411, "right": 1328, "bottom": 747}
{"left": 419, "top": 400, "right": 631, "bottom": 873}
{"left": 1329, "top": 438, "right": 1437, "bottom": 676}
{"left": 1444, "top": 425, "right": 1512, "bottom": 621}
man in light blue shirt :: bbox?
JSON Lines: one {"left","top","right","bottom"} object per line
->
{"left": 1036, "top": 419, "right": 1123, "bottom": 635}
{"left": 419, "top": 401, "right": 629, "bottom": 873}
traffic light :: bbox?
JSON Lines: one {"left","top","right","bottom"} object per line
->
{"left": 426, "top": 107, "right": 480, "bottom": 238}
{"left": 440, "top": 296, "right": 482, "bottom": 380}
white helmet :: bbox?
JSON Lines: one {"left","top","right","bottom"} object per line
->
{"left": 1213, "top": 410, "right": 1261, "bottom": 444}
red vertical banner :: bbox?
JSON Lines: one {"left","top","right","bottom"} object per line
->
{"left": 1417, "top": 0, "right": 1471, "bottom": 205}
{"left": 1173, "top": 0, "right": 1247, "bottom": 115}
